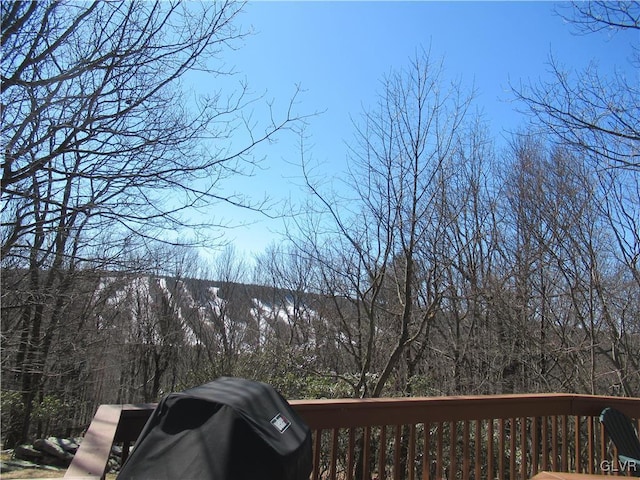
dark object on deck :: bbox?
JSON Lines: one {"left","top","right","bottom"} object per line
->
{"left": 118, "top": 377, "right": 312, "bottom": 480}
{"left": 600, "top": 407, "right": 640, "bottom": 477}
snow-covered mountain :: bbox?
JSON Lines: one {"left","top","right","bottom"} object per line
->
{"left": 94, "top": 274, "right": 323, "bottom": 352}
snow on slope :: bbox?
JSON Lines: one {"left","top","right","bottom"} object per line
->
{"left": 91, "top": 274, "right": 319, "bottom": 350}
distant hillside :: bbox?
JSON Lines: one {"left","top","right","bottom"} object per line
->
{"left": 93, "top": 273, "right": 325, "bottom": 352}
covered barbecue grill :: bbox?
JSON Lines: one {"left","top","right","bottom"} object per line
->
{"left": 118, "top": 377, "right": 312, "bottom": 480}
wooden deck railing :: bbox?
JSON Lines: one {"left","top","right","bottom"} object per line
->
{"left": 64, "top": 393, "right": 640, "bottom": 480}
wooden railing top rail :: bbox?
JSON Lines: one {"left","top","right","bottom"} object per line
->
{"left": 290, "top": 393, "right": 640, "bottom": 428}
{"left": 64, "top": 393, "right": 640, "bottom": 479}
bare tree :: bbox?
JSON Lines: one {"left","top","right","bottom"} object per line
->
{"left": 254, "top": 243, "right": 319, "bottom": 350}
{"left": 1, "top": 1, "right": 304, "bottom": 259}
{"left": 500, "top": 136, "right": 575, "bottom": 393}
{"left": 426, "top": 120, "right": 503, "bottom": 395}
{"left": 558, "top": 1, "right": 640, "bottom": 34}
{"left": 501, "top": 134, "right": 640, "bottom": 396}
{"left": 293, "top": 50, "right": 473, "bottom": 399}
{"left": 201, "top": 245, "right": 250, "bottom": 377}
{"left": 1, "top": 0, "right": 303, "bottom": 445}
{"left": 513, "top": 1, "right": 640, "bottom": 170}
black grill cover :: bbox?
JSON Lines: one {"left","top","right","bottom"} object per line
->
{"left": 118, "top": 377, "right": 312, "bottom": 480}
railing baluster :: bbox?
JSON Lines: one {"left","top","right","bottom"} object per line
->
{"left": 475, "top": 420, "right": 482, "bottom": 480}
{"left": 600, "top": 419, "right": 606, "bottom": 474}
{"left": 313, "top": 429, "right": 322, "bottom": 480}
{"left": 450, "top": 421, "right": 457, "bottom": 478}
{"left": 488, "top": 418, "right": 494, "bottom": 480}
{"left": 436, "top": 422, "right": 443, "bottom": 480}
{"left": 499, "top": 418, "right": 506, "bottom": 480}
{"left": 462, "top": 420, "right": 469, "bottom": 480}
{"left": 587, "top": 415, "right": 594, "bottom": 474}
{"left": 394, "top": 424, "right": 402, "bottom": 480}
{"left": 521, "top": 417, "right": 528, "bottom": 479}
{"left": 423, "top": 422, "right": 431, "bottom": 480}
{"left": 330, "top": 428, "right": 339, "bottom": 480}
{"left": 510, "top": 417, "right": 516, "bottom": 480}
{"left": 541, "top": 415, "right": 548, "bottom": 471}
{"left": 575, "top": 415, "right": 581, "bottom": 473}
{"left": 363, "top": 426, "right": 371, "bottom": 480}
{"left": 552, "top": 415, "right": 558, "bottom": 471}
{"left": 562, "top": 415, "right": 569, "bottom": 472}
{"left": 408, "top": 424, "right": 416, "bottom": 480}
{"left": 347, "top": 427, "right": 356, "bottom": 480}
{"left": 379, "top": 425, "right": 387, "bottom": 480}
{"left": 532, "top": 416, "right": 539, "bottom": 476}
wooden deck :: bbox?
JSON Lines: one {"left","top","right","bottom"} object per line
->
{"left": 64, "top": 393, "right": 640, "bottom": 480}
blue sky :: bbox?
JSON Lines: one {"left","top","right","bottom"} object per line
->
{"left": 189, "top": 1, "right": 637, "bottom": 261}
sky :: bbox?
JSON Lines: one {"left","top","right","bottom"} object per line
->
{"left": 187, "top": 1, "right": 638, "bottom": 262}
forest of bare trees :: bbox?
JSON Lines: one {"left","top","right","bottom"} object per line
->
{"left": 1, "top": 1, "right": 638, "bottom": 447}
